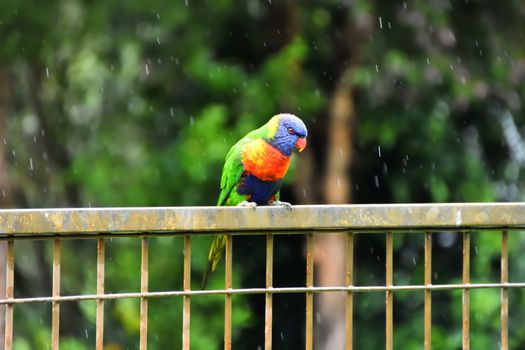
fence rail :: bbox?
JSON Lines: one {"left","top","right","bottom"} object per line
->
{"left": 1, "top": 203, "right": 524, "bottom": 349}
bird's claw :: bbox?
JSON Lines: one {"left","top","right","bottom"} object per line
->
{"left": 271, "top": 200, "right": 293, "bottom": 211}
{"left": 237, "top": 201, "right": 257, "bottom": 210}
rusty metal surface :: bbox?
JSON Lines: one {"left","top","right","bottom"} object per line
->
{"left": 4, "top": 240, "right": 13, "bottom": 350}
{"left": 96, "top": 238, "right": 105, "bottom": 350}
{"left": 305, "top": 233, "right": 314, "bottom": 350}
{"left": 139, "top": 238, "right": 148, "bottom": 350}
{"left": 462, "top": 232, "right": 470, "bottom": 350}
{"left": 424, "top": 232, "right": 432, "bottom": 350}
{"left": 385, "top": 232, "right": 393, "bottom": 350}
{"left": 182, "top": 235, "right": 191, "bottom": 350}
{"left": 51, "top": 239, "right": 61, "bottom": 350}
{"left": 501, "top": 231, "right": 508, "bottom": 350}
{"left": 345, "top": 232, "right": 354, "bottom": 350}
{"left": 264, "top": 234, "right": 273, "bottom": 350}
{"left": 2, "top": 203, "right": 525, "bottom": 236}
{"left": 224, "top": 235, "right": 232, "bottom": 350}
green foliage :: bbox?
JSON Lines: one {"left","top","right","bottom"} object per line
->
{"left": 2, "top": 0, "right": 525, "bottom": 349}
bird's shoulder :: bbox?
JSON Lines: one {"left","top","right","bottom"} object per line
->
{"left": 217, "top": 133, "right": 260, "bottom": 205}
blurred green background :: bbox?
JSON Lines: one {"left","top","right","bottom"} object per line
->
{"left": 1, "top": 0, "right": 525, "bottom": 349}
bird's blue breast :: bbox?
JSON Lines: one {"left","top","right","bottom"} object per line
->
{"left": 237, "top": 174, "right": 281, "bottom": 205}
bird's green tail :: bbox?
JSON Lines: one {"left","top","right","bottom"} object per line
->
{"left": 201, "top": 235, "right": 226, "bottom": 289}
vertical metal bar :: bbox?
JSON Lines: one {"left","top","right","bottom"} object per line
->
{"left": 224, "top": 234, "right": 232, "bottom": 350}
{"left": 265, "top": 234, "right": 273, "bottom": 350}
{"left": 345, "top": 232, "right": 354, "bottom": 350}
{"left": 501, "top": 230, "right": 508, "bottom": 350}
{"left": 386, "top": 232, "right": 393, "bottom": 350}
{"left": 424, "top": 232, "right": 432, "bottom": 350}
{"left": 182, "top": 235, "right": 191, "bottom": 350}
{"left": 96, "top": 238, "right": 105, "bottom": 350}
{"left": 51, "top": 239, "right": 61, "bottom": 350}
{"left": 140, "top": 237, "right": 149, "bottom": 350}
{"left": 4, "top": 240, "right": 13, "bottom": 350}
{"left": 462, "top": 232, "right": 470, "bottom": 350}
{"left": 305, "top": 232, "right": 314, "bottom": 350}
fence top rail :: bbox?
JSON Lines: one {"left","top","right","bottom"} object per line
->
{"left": 0, "top": 203, "right": 524, "bottom": 237}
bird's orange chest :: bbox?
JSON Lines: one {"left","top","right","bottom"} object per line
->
{"left": 241, "top": 139, "right": 290, "bottom": 181}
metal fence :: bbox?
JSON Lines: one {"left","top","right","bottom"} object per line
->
{"left": 0, "top": 203, "right": 524, "bottom": 350}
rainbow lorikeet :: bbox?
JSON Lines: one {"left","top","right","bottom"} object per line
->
{"left": 202, "top": 113, "right": 308, "bottom": 289}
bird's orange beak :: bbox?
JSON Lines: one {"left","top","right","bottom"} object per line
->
{"left": 295, "top": 137, "right": 307, "bottom": 152}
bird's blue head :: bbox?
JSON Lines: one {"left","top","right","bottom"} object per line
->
{"left": 266, "top": 113, "right": 308, "bottom": 156}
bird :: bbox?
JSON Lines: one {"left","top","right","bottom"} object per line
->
{"left": 201, "top": 113, "right": 308, "bottom": 289}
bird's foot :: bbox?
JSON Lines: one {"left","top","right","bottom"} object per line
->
{"left": 271, "top": 200, "right": 292, "bottom": 211}
{"left": 237, "top": 201, "right": 257, "bottom": 209}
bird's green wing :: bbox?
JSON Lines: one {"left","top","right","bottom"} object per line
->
{"left": 202, "top": 138, "right": 247, "bottom": 289}
{"left": 217, "top": 138, "right": 248, "bottom": 206}
{"left": 203, "top": 128, "right": 268, "bottom": 289}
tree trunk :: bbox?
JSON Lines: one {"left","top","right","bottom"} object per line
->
{"left": 315, "top": 83, "right": 355, "bottom": 349}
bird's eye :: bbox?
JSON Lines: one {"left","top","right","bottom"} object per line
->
{"left": 287, "top": 128, "right": 294, "bottom": 135}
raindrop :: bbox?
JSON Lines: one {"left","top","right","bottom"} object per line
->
{"left": 156, "top": 13, "right": 160, "bottom": 20}
{"left": 337, "top": 178, "right": 341, "bottom": 188}
{"left": 45, "top": 67, "right": 49, "bottom": 78}
{"left": 156, "top": 38, "right": 161, "bottom": 45}
{"left": 339, "top": 148, "right": 343, "bottom": 155}
{"left": 144, "top": 64, "right": 150, "bottom": 75}
{"left": 85, "top": 329, "right": 88, "bottom": 338}
{"left": 302, "top": 188, "right": 307, "bottom": 198}
{"left": 426, "top": 57, "right": 430, "bottom": 65}
{"left": 190, "top": 116, "right": 194, "bottom": 125}
{"left": 12, "top": 150, "right": 16, "bottom": 158}
{"left": 388, "top": 21, "right": 392, "bottom": 29}
{"left": 29, "top": 158, "right": 34, "bottom": 171}
{"left": 377, "top": 145, "right": 381, "bottom": 158}
{"left": 375, "top": 64, "right": 379, "bottom": 73}
{"left": 412, "top": 257, "right": 416, "bottom": 265}
{"left": 170, "top": 107, "right": 174, "bottom": 117}
{"left": 378, "top": 16, "right": 383, "bottom": 29}
{"left": 374, "top": 175, "right": 379, "bottom": 188}
{"left": 1, "top": 190, "right": 5, "bottom": 198}
{"left": 185, "top": 0, "right": 188, "bottom": 6}
{"left": 474, "top": 246, "right": 478, "bottom": 255}
{"left": 2, "top": 137, "right": 6, "bottom": 144}
{"left": 280, "top": 332, "right": 284, "bottom": 340}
